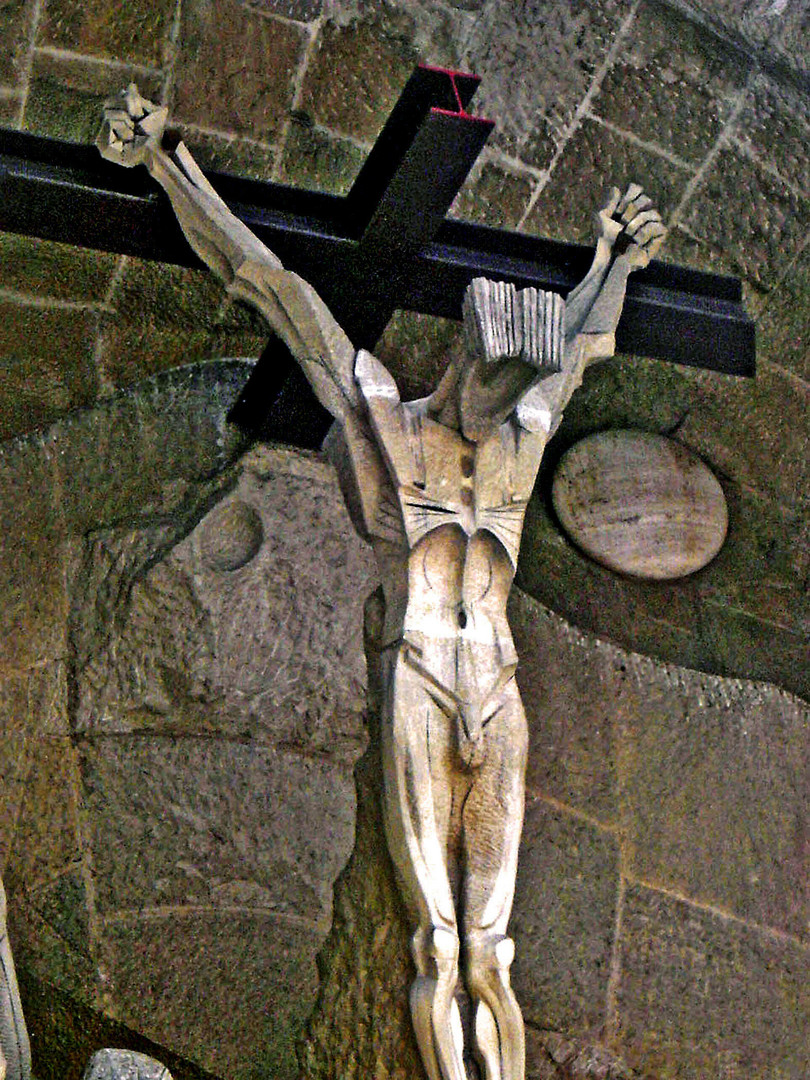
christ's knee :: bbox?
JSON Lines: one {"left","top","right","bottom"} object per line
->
{"left": 465, "top": 930, "right": 524, "bottom": 1080}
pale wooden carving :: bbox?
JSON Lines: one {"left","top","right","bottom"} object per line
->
{"left": 0, "top": 877, "right": 31, "bottom": 1080}
{"left": 552, "top": 430, "right": 728, "bottom": 579}
{"left": 98, "top": 86, "right": 666, "bottom": 1080}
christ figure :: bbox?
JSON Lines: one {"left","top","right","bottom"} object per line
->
{"left": 98, "top": 85, "right": 665, "bottom": 1080}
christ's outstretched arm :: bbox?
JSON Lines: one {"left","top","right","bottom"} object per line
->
{"left": 515, "top": 183, "right": 667, "bottom": 435}
{"left": 97, "top": 85, "right": 360, "bottom": 424}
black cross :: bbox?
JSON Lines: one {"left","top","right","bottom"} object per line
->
{"left": 0, "top": 65, "right": 754, "bottom": 448}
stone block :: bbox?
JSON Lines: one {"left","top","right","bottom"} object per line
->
{"left": 451, "top": 160, "right": 535, "bottom": 229}
{"left": 279, "top": 121, "right": 365, "bottom": 196}
{"left": 0, "top": 673, "right": 30, "bottom": 869}
{"left": 98, "top": 911, "right": 317, "bottom": 1080}
{"left": 682, "top": 147, "right": 810, "bottom": 289}
{"left": 24, "top": 867, "right": 92, "bottom": 958}
{"left": 619, "top": 675, "right": 808, "bottom": 939}
{"left": 23, "top": 54, "right": 162, "bottom": 143}
{"left": 97, "top": 322, "right": 217, "bottom": 391}
{"left": 245, "top": 0, "right": 323, "bottom": 18}
{"left": 615, "top": 883, "right": 810, "bottom": 1079}
{"left": 592, "top": 0, "right": 750, "bottom": 162}
{"left": 0, "top": 231, "right": 118, "bottom": 304}
{"left": 0, "top": 0, "right": 33, "bottom": 88}
{"left": 661, "top": 223, "right": 742, "bottom": 281}
{"left": 299, "top": 17, "right": 417, "bottom": 143}
{"left": 102, "top": 257, "right": 267, "bottom": 391}
{"left": 300, "top": 744, "right": 422, "bottom": 1080}
{"left": 670, "top": 0, "right": 779, "bottom": 53}
{"left": 736, "top": 74, "right": 810, "bottom": 197}
{"left": 699, "top": 481, "right": 808, "bottom": 634}
{"left": 71, "top": 445, "right": 373, "bottom": 754}
{"left": 7, "top": 737, "right": 83, "bottom": 891}
{"left": 756, "top": 244, "right": 810, "bottom": 380}
{"left": 531, "top": 1029, "right": 641, "bottom": 1079}
{"left": 110, "top": 259, "right": 225, "bottom": 333}
{"left": 80, "top": 736, "right": 356, "bottom": 923}
{"left": 509, "top": 589, "right": 619, "bottom": 825}
{"left": 512, "top": 802, "right": 620, "bottom": 1036}
{"left": 525, "top": 1027, "right": 563, "bottom": 1079}
{"left": 175, "top": 126, "right": 276, "bottom": 182}
{"left": 462, "top": 0, "right": 636, "bottom": 164}
{"left": 54, "top": 361, "right": 251, "bottom": 535}
{"left": 767, "top": 0, "right": 810, "bottom": 77}
{"left": 6, "top": 896, "right": 101, "bottom": 1008}
{"left": 0, "top": 437, "right": 67, "bottom": 672}
{"left": 38, "top": 0, "right": 176, "bottom": 67}
{"left": 27, "top": 661, "right": 69, "bottom": 737}
{"left": 0, "top": 92, "right": 21, "bottom": 126}
{"left": 676, "top": 361, "right": 808, "bottom": 504}
{"left": 173, "top": 0, "right": 306, "bottom": 141}
{"left": 523, "top": 118, "right": 689, "bottom": 243}
{"left": 696, "top": 602, "right": 809, "bottom": 703}
{"left": 0, "top": 301, "right": 98, "bottom": 440}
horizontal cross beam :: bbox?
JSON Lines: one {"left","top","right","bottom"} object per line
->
{"left": 0, "top": 65, "right": 754, "bottom": 445}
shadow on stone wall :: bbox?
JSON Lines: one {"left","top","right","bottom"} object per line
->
{"left": 0, "top": 363, "right": 806, "bottom": 1080}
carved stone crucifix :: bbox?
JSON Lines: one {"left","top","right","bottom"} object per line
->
{"left": 97, "top": 86, "right": 666, "bottom": 1080}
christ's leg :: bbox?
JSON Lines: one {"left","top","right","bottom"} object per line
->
{"left": 461, "top": 682, "right": 528, "bottom": 1080}
{"left": 380, "top": 653, "right": 467, "bottom": 1080}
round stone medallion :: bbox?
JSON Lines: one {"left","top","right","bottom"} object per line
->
{"left": 551, "top": 430, "right": 728, "bottom": 580}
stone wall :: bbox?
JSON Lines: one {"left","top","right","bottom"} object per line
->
{"left": 0, "top": 2, "right": 807, "bottom": 1079}
{"left": 0, "top": 0, "right": 807, "bottom": 692}
{"left": 0, "top": 364, "right": 806, "bottom": 1080}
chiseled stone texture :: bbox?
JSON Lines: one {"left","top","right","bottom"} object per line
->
{"left": 0, "top": 0, "right": 33, "bottom": 89}
{"left": 62, "top": 434, "right": 374, "bottom": 1078}
{"left": 81, "top": 736, "right": 357, "bottom": 922}
{"left": 616, "top": 883, "right": 810, "bottom": 1080}
{"left": 523, "top": 116, "right": 688, "bottom": 243}
{"left": 173, "top": 0, "right": 307, "bottom": 141}
{"left": 618, "top": 669, "right": 808, "bottom": 940}
{"left": 462, "top": 0, "right": 636, "bottom": 163}
{"left": 0, "top": 231, "right": 117, "bottom": 303}
{"left": 300, "top": 743, "right": 422, "bottom": 1080}
{"left": 512, "top": 803, "right": 620, "bottom": 1037}
{"left": 509, "top": 592, "right": 619, "bottom": 826}
{"left": 756, "top": 245, "right": 810, "bottom": 380}
{"left": 509, "top": 588, "right": 808, "bottom": 942}
{"left": 591, "top": 0, "right": 750, "bottom": 162}
{"left": 0, "top": 301, "right": 98, "bottom": 439}
{"left": 71, "top": 444, "right": 374, "bottom": 751}
{"left": 681, "top": 146, "right": 810, "bottom": 289}
{"left": 98, "top": 911, "right": 316, "bottom": 1080}
{"left": 735, "top": 73, "right": 810, "bottom": 198}
{"left": 0, "top": 673, "right": 31, "bottom": 870}
{"left": 0, "top": 436, "right": 67, "bottom": 671}
{"left": 24, "top": 54, "right": 162, "bottom": 143}
{"left": 38, "top": 0, "right": 177, "bottom": 67}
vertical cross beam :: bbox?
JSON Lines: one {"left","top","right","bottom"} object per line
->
{"left": 229, "top": 65, "right": 494, "bottom": 445}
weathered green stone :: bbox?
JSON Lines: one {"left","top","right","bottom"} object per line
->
{"left": 23, "top": 54, "right": 161, "bottom": 142}
{"left": 0, "top": 231, "right": 117, "bottom": 303}
{"left": 38, "top": 0, "right": 176, "bottom": 67}
{"left": 279, "top": 121, "right": 365, "bottom": 196}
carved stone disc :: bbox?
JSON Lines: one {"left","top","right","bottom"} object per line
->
{"left": 551, "top": 430, "right": 728, "bottom": 580}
